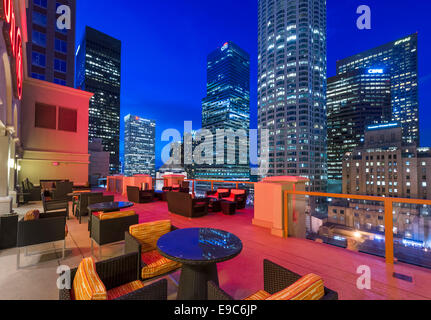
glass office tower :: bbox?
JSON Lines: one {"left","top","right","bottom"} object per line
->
{"left": 337, "top": 34, "right": 419, "bottom": 146}
{"left": 26, "top": 0, "right": 76, "bottom": 86}
{"left": 195, "top": 41, "right": 251, "bottom": 181}
{"left": 327, "top": 68, "right": 392, "bottom": 190}
{"left": 75, "top": 26, "right": 121, "bottom": 174}
{"left": 257, "top": 0, "right": 327, "bottom": 191}
{"left": 124, "top": 115, "right": 156, "bottom": 177}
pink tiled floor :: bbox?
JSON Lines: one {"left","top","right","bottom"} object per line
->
{"left": 106, "top": 191, "right": 431, "bottom": 300}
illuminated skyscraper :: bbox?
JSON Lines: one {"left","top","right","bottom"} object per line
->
{"left": 337, "top": 34, "right": 419, "bottom": 146}
{"left": 26, "top": 0, "right": 76, "bottom": 86}
{"left": 257, "top": 0, "right": 327, "bottom": 191}
{"left": 195, "top": 41, "right": 251, "bottom": 181}
{"left": 124, "top": 115, "right": 156, "bottom": 177}
{"left": 327, "top": 68, "right": 391, "bottom": 189}
{"left": 75, "top": 26, "right": 121, "bottom": 173}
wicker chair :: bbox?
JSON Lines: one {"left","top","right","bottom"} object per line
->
{"left": 42, "top": 194, "right": 69, "bottom": 219}
{"left": 59, "top": 253, "right": 168, "bottom": 300}
{"left": 206, "top": 188, "right": 231, "bottom": 200}
{"left": 51, "top": 181, "right": 73, "bottom": 201}
{"left": 75, "top": 192, "right": 103, "bottom": 224}
{"left": 221, "top": 189, "right": 248, "bottom": 210}
{"left": 90, "top": 210, "right": 139, "bottom": 258}
{"left": 166, "top": 192, "right": 209, "bottom": 218}
{"left": 127, "top": 186, "right": 155, "bottom": 203}
{"left": 17, "top": 211, "right": 67, "bottom": 269}
{"left": 21, "top": 179, "right": 41, "bottom": 202}
{"left": 208, "top": 259, "right": 339, "bottom": 300}
{"left": 87, "top": 195, "right": 115, "bottom": 233}
{"left": 125, "top": 221, "right": 181, "bottom": 282}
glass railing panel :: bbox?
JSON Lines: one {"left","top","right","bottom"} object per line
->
{"left": 393, "top": 202, "right": 431, "bottom": 268}
{"left": 294, "top": 195, "right": 386, "bottom": 257}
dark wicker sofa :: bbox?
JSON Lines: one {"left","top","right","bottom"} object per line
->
{"left": 208, "top": 259, "right": 338, "bottom": 300}
{"left": 167, "top": 192, "right": 209, "bottom": 218}
{"left": 59, "top": 252, "right": 168, "bottom": 300}
{"left": 127, "top": 186, "right": 155, "bottom": 203}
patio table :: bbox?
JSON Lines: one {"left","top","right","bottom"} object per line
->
{"left": 87, "top": 201, "right": 134, "bottom": 214}
{"left": 157, "top": 228, "right": 242, "bottom": 300}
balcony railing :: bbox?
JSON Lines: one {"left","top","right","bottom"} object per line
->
{"left": 154, "top": 177, "right": 431, "bottom": 269}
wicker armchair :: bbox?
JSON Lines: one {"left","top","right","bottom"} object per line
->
{"left": 221, "top": 189, "right": 248, "bottom": 209}
{"left": 206, "top": 188, "right": 231, "bottom": 200}
{"left": 21, "top": 179, "right": 41, "bottom": 202}
{"left": 51, "top": 181, "right": 73, "bottom": 201}
{"left": 87, "top": 195, "right": 115, "bottom": 232}
{"left": 75, "top": 192, "right": 103, "bottom": 224}
{"left": 208, "top": 259, "right": 338, "bottom": 300}
{"left": 125, "top": 221, "right": 181, "bottom": 281}
{"left": 167, "top": 192, "right": 209, "bottom": 218}
{"left": 59, "top": 253, "right": 168, "bottom": 300}
{"left": 127, "top": 186, "right": 155, "bottom": 203}
{"left": 90, "top": 210, "right": 139, "bottom": 258}
{"left": 17, "top": 211, "right": 67, "bottom": 269}
{"left": 42, "top": 194, "right": 69, "bottom": 219}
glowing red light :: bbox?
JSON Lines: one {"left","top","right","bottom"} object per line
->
{"left": 52, "top": 162, "right": 59, "bottom": 167}
{"left": 1, "top": 0, "right": 23, "bottom": 100}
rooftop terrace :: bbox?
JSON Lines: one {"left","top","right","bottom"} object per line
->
{"left": 1, "top": 189, "right": 430, "bottom": 300}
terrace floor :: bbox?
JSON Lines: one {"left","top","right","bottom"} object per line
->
{"left": 1, "top": 190, "right": 431, "bottom": 300}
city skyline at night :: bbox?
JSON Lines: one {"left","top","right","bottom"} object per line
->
{"left": 74, "top": 0, "right": 431, "bottom": 170}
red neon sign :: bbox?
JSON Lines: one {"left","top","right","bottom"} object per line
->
{"left": 1, "top": 0, "right": 23, "bottom": 100}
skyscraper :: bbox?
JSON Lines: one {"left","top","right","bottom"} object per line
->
{"left": 124, "top": 115, "right": 156, "bottom": 177}
{"left": 257, "top": 0, "right": 327, "bottom": 191}
{"left": 337, "top": 33, "right": 419, "bottom": 145}
{"left": 327, "top": 68, "right": 391, "bottom": 189}
{"left": 26, "top": 0, "right": 76, "bottom": 86}
{"left": 195, "top": 41, "right": 251, "bottom": 181}
{"left": 75, "top": 26, "right": 121, "bottom": 173}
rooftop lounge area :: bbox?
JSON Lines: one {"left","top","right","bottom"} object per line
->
{"left": 1, "top": 175, "right": 431, "bottom": 301}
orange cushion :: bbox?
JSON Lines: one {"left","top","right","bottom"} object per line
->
{"left": 141, "top": 250, "right": 181, "bottom": 280}
{"left": 217, "top": 189, "right": 230, "bottom": 194}
{"left": 129, "top": 220, "right": 171, "bottom": 253}
{"left": 24, "top": 210, "right": 40, "bottom": 221}
{"left": 231, "top": 189, "right": 246, "bottom": 195}
{"left": 107, "top": 280, "right": 144, "bottom": 300}
{"left": 265, "top": 274, "right": 325, "bottom": 300}
{"left": 244, "top": 290, "right": 271, "bottom": 300}
{"left": 72, "top": 257, "right": 107, "bottom": 300}
{"left": 99, "top": 210, "right": 135, "bottom": 221}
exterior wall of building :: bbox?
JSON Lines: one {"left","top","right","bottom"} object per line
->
{"left": 342, "top": 125, "right": 431, "bottom": 199}
{"left": 0, "top": 0, "right": 27, "bottom": 207}
{"left": 337, "top": 34, "right": 419, "bottom": 145}
{"left": 26, "top": 0, "right": 76, "bottom": 87}
{"left": 89, "top": 138, "right": 109, "bottom": 186}
{"left": 196, "top": 41, "right": 251, "bottom": 181}
{"left": 19, "top": 77, "right": 93, "bottom": 185}
{"left": 257, "top": 0, "right": 327, "bottom": 192}
{"left": 327, "top": 68, "right": 391, "bottom": 183}
{"left": 124, "top": 114, "right": 156, "bottom": 177}
{"left": 75, "top": 26, "right": 121, "bottom": 174}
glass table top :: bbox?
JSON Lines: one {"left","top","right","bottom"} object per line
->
{"left": 157, "top": 228, "right": 242, "bottom": 263}
{"left": 87, "top": 201, "right": 134, "bottom": 212}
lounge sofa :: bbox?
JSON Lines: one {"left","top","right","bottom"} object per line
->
{"left": 167, "top": 192, "right": 209, "bottom": 218}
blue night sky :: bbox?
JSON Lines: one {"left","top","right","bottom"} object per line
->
{"left": 76, "top": 0, "right": 431, "bottom": 169}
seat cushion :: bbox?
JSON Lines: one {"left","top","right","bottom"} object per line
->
{"left": 141, "top": 250, "right": 181, "bottom": 280}
{"left": 265, "top": 274, "right": 325, "bottom": 301}
{"left": 129, "top": 220, "right": 171, "bottom": 253}
{"left": 107, "top": 280, "right": 145, "bottom": 300}
{"left": 99, "top": 210, "right": 135, "bottom": 221}
{"left": 73, "top": 257, "right": 107, "bottom": 300}
{"left": 244, "top": 290, "right": 271, "bottom": 300}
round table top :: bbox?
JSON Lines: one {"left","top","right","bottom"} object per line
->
{"left": 157, "top": 228, "right": 242, "bottom": 265}
{"left": 87, "top": 201, "right": 134, "bottom": 212}
{"left": 67, "top": 191, "right": 92, "bottom": 196}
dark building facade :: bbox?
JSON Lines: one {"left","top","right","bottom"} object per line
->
{"left": 195, "top": 41, "right": 251, "bottom": 181}
{"left": 75, "top": 26, "right": 121, "bottom": 173}
{"left": 327, "top": 68, "right": 391, "bottom": 188}
{"left": 337, "top": 34, "right": 419, "bottom": 146}
{"left": 124, "top": 114, "right": 156, "bottom": 177}
{"left": 26, "top": 0, "right": 76, "bottom": 86}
